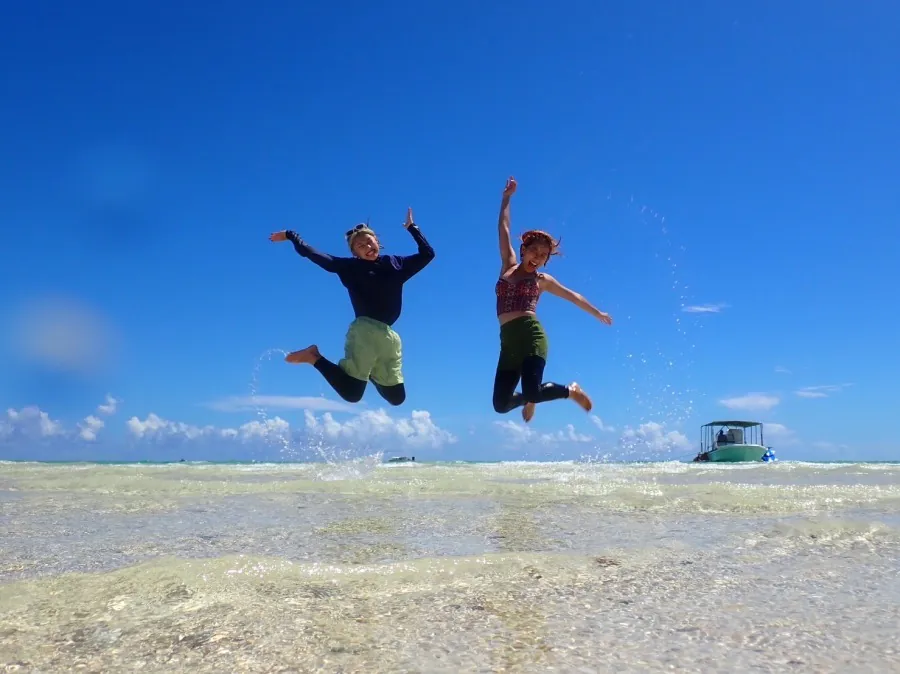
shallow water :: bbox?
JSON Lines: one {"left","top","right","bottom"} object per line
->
{"left": 1, "top": 460, "right": 899, "bottom": 672}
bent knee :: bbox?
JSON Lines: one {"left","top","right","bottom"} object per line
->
{"left": 493, "top": 399, "right": 512, "bottom": 414}
{"left": 375, "top": 380, "right": 406, "bottom": 406}
{"left": 342, "top": 386, "right": 366, "bottom": 404}
{"left": 386, "top": 392, "right": 406, "bottom": 406}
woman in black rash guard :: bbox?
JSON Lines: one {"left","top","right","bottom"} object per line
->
{"left": 269, "top": 207, "right": 435, "bottom": 406}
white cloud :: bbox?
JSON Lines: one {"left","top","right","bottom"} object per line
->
{"left": 719, "top": 392, "right": 780, "bottom": 412}
{"left": 774, "top": 365, "right": 792, "bottom": 374}
{"left": 590, "top": 415, "right": 615, "bottom": 432}
{"left": 77, "top": 393, "right": 121, "bottom": 442}
{"left": 97, "top": 394, "right": 120, "bottom": 415}
{"left": 78, "top": 414, "right": 105, "bottom": 442}
{"left": 125, "top": 413, "right": 292, "bottom": 444}
{"left": 795, "top": 390, "right": 827, "bottom": 399}
{"left": 207, "top": 395, "right": 355, "bottom": 414}
{"left": 75, "top": 394, "right": 120, "bottom": 442}
{"left": 1, "top": 393, "right": 123, "bottom": 445}
{"left": 556, "top": 425, "right": 593, "bottom": 442}
{"left": 77, "top": 415, "right": 105, "bottom": 441}
{"left": 126, "top": 413, "right": 213, "bottom": 440}
{"left": 233, "top": 418, "right": 292, "bottom": 440}
{"left": 682, "top": 303, "right": 728, "bottom": 314}
{"left": 762, "top": 422, "right": 799, "bottom": 447}
{"left": 618, "top": 421, "right": 691, "bottom": 454}
{"left": 123, "top": 407, "right": 456, "bottom": 455}
{"left": 1, "top": 406, "right": 65, "bottom": 440}
{"left": 494, "top": 420, "right": 532, "bottom": 445}
{"left": 2, "top": 392, "right": 453, "bottom": 458}
{"left": 794, "top": 384, "right": 853, "bottom": 399}
{"left": 494, "top": 420, "right": 594, "bottom": 447}
{"left": 304, "top": 409, "right": 456, "bottom": 450}
{"left": 5, "top": 296, "right": 118, "bottom": 375}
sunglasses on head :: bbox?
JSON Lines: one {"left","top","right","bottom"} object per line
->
{"left": 345, "top": 219, "right": 371, "bottom": 239}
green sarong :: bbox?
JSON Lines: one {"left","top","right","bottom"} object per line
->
{"left": 497, "top": 315, "right": 549, "bottom": 371}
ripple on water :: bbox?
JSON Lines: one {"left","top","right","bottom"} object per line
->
{"left": 1, "top": 461, "right": 899, "bottom": 672}
{"left": 1, "top": 548, "right": 898, "bottom": 673}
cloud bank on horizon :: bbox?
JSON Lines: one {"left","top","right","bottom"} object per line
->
{"left": 1, "top": 393, "right": 707, "bottom": 462}
{"left": 1, "top": 393, "right": 457, "bottom": 459}
{"left": 0, "top": 343, "right": 861, "bottom": 461}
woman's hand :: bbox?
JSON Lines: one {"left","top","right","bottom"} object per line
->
{"left": 269, "top": 231, "right": 288, "bottom": 242}
{"left": 503, "top": 176, "right": 517, "bottom": 198}
{"left": 541, "top": 274, "right": 614, "bottom": 326}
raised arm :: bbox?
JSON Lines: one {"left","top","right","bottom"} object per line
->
{"left": 539, "top": 273, "right": 614, "bottom": 325}
{"left": 396, "top": 207, "right": 435, "bottom": 282}
{"left": 498, "top": 177, "right": 518, "bottom": 274}
{"left": 269, "top": 230, "right": 350, "bottom": 274}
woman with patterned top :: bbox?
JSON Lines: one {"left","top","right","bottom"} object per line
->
{"left": 493, "top": 177, "right": 613, "bottom": 422}
{"left": 269, "top": 207, "right": 434, "bottom": 406}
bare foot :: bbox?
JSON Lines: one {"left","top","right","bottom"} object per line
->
{"left": 285, "top": 345, "right": 321, "bottom": 365}
{"left": 522, "top": 402, "right": 536, "bottom": 423}
{"left": 567, "top": 382, "right": 593, "bottom": 412}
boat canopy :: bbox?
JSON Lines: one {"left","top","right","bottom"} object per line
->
{"left": 701, "top": 420, "right": 761, "bottom": 428}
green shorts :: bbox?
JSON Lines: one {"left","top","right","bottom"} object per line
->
{"left": 338, "top": 316, "right": 404, "bottom": 386}
{"left": 497, "top": 315, "right": 548, "bottom": 372}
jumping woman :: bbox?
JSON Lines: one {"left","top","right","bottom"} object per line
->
{"left": 269, "top": 207, "right": 434, "bottom": 406}
{"left": 493, "top": 176, "right": 613, "bottom": 423}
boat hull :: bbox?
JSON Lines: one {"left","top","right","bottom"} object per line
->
{"left": 703, "top": 444, "right": 768, "bottom": 462}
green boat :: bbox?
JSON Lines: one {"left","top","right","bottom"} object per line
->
{"left": 692, "top": 421, "right": 772, "bottom": 463}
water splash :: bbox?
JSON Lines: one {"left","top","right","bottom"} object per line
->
{"left": 303, "top": 423, "right": 383, "bottom": 480}
{"left": 247, "top": 348, "right": 303, "bottom": 461}
{"left": 626, "top": 198, "right": 696, "bottom": 429}
{"left": 248, "top": 348, "right": 383, "bottom": 476}
{"left": 581, "top": 192, "right": 701, "bottom": 463}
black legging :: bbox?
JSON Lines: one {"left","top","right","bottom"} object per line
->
{"left": 314, "top": 357, "right": 406, "bottom": 406}
{"left": 492, "top": 355, "right": 569, "bottom": 414}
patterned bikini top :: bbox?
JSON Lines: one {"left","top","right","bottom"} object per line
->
{"left": 496, "top": 273, "right": 542, "bottom": 315}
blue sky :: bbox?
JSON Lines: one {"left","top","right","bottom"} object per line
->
{"left": 1, "top": 1, "right": 898, "bottom": 462}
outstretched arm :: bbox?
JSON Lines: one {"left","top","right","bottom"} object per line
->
{"left": 539, "top": 274, "right": 613, "bottom": 325}
{"left": 498, "top": 177, "right": 518, "bottom": 274}
{"left": 269, "top": 230, "right": 351, "bottom": 274}
{"left": 396, "top": 207, "right": 435, "bottom": 282}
